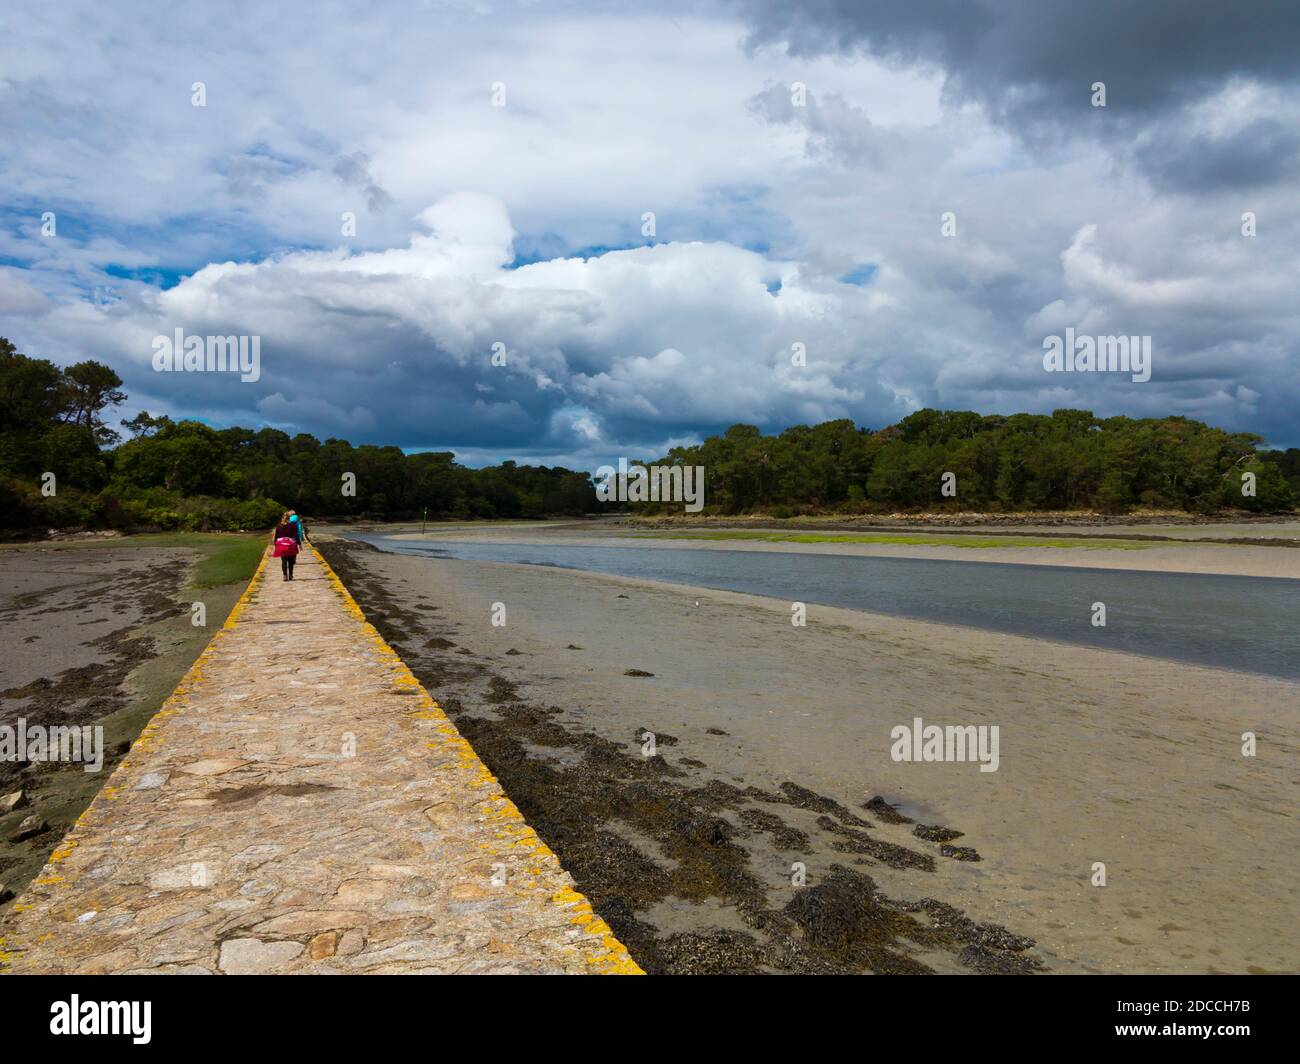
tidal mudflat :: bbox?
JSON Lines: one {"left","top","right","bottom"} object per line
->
{"left": 0, "top": 537, "right": 260, "bottom": 908}
{"left": 320, "top": 530, "right": 1300, "bottom": 975}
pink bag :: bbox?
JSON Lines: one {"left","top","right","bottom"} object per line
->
{"left": 272, "top": 536, "right": 299, "bottom": 557}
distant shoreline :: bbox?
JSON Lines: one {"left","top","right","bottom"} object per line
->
{"left": 622, "top": 510, "right": 1300, "bottom": 543}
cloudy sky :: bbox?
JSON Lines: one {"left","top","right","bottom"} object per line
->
{"left": 3, "top": 0, "right": 1298, "bottom": 467}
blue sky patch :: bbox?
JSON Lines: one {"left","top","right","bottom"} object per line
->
{"left": 837, "top": 263, "right": 877, "bottom": 286}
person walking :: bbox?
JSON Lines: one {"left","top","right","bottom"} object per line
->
{"left": 272, "top": 512, "right": 300, "bottom": 581}
{"left": 288, "top": 510, "right": 308, "bottom": 545}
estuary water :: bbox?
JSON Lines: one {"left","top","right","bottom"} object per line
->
{"left": 349, "top": 533, "right": 1299, "bottom": 681}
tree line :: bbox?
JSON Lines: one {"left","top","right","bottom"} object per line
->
{"left": 1, "top": 338, "right": 599, "bottom": 531}
{"left": 646, "top": 409, "right": 1297, "bottom": 514}
{"left": 1, "top": 335, "right": 1295, "bottom": 532}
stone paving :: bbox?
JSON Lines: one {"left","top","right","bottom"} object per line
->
{"left": 0, "top": 546, "right": 641, "bottom": 974}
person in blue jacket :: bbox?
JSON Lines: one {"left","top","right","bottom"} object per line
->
{"left": 288, "top": 511, "right": 308, "bottom": 545}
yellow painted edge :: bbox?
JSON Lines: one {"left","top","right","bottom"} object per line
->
{"left": 311, "top": 541, "right": 644, "bottom": 976}
{"left": 0, "top": 547, "right": 272, "bottom": 972}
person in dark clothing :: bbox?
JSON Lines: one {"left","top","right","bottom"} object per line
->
{"left": 273, "top": 512, "right": 300, "bottom": 580}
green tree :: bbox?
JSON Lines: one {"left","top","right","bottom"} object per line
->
{"left": 60, "top": 361, "right": 126, "bottom": 444}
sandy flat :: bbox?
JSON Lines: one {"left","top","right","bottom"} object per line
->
{"left": 335, "top": 541, "right": 1300, "bottom": 974}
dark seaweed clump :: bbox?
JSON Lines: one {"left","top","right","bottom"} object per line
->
{"left": 864, "top": 795, "right": 913, "bottom": 824}
{"left": 914, "top": 824, "right": 964, "bottom": 842}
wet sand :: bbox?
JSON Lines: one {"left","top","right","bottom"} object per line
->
{"left": 320, "top": 536, "right": 1300, "bottom": 975}
{"left": 0, "top": 546, "right": 189, "bottom": 694}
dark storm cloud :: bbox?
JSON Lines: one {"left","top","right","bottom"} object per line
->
{"left": 735, "top": 1, "right": 1300, "bottom": 153}
{"left": 1137, "top": 117, "right": 1300, "bottom": 192}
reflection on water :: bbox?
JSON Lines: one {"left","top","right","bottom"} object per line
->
{"left": 350, "top": 534, "right": 1300, "bottom": 681}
